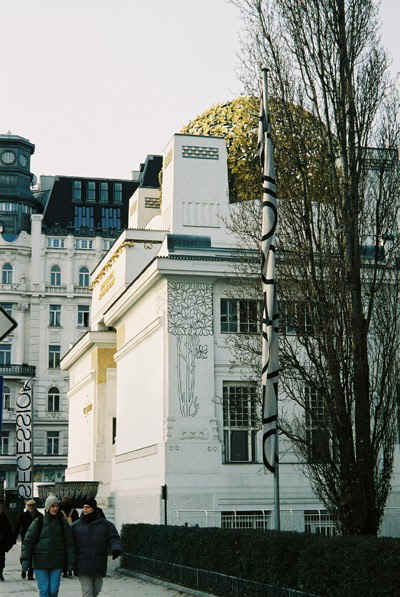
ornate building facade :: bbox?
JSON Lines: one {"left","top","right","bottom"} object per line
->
{"left": 0, "top": 132, "right": 161, "bottom": 490}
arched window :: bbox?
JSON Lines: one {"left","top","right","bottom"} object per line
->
{"left": 2, "top": 263, "right": 13, "bottom": 284}
{"left": 79, "top": 267, "right": 90, "bottom": 288}
{"left": 3, "top": 385, "right": 11, "bottom": 410}
{"left": 48, "top": 387, "right": 60, "bottom": 412}
{"left": 50, "top": 265, "right": 61, "bottom": 287}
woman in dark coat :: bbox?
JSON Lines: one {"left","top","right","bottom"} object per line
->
{"left": 72, "top": 497, "right": 122, "bottom": 597}
{"left": 21, "top": 494, "right": 75, "bottom": 597}
{"left": 0, "top": 502, "right": 14, "bottom": 581}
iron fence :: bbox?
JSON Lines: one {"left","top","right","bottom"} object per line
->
{"left": 122, "top": 553, "right": 320, "bottom": 597}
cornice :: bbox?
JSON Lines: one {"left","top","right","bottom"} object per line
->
{"left": 60, "top": 330, "right": 116, "bottom": 371}
{"left": 114, "top": 316, "right": 162, "bottom": 362}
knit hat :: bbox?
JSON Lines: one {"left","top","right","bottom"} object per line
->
{"left": 45, "top": 494, "right": 60, "bottom": 512}
{"left": 83, "top": 497, "right": 97, "bottom": 510}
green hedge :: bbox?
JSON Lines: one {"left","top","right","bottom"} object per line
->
{"left": 121, "top": 524, "right": 400, "bottom": 597}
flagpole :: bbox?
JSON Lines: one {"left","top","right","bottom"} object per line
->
{"left": 259, "top": 66, "right": 281, "bottom": 531}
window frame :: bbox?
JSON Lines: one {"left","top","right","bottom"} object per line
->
{"left": 77, "top": 305, "right": 90, "bottom": 327}
{"left": 0, "top": 431, "right": 9, "bottom": 456}
{"left": 78, "top": 267, "right": 90, "bottom": 288}
{"left": 0, "top": 344, "right": 11, "bottom": 365}
{"left": 49, "top": 304, "right": 61, "bottom": 328}
{"left": 220, "top": 298, "right": 262, "bottom": 334}
{"left": 48, "top": 387, "right": 60, "bottom": 413}
{"left": 47, "top": 431, "right": 59, "bottom": 455}
{"left": 48, "top": 344, "right": 61, "bottom": 369}
{"left": 305, "top": 386, "right": 330, "bottom": 464}
{"left": 2, "top": 263, "right": 13, "bottom": 285}
{"left": 223, "top": 382, "right": 259, "bottom": 464}
{"left": 3, "top": 385, "right": 11, "bottom": 410}
{"left": 50, "top": 265, "right": 61, "bottom": 287}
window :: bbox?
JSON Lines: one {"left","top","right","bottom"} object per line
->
{"left": 87, "top": 181, "right": 96, "bottom": 202}
{"left": 50, "top": 265, "right": 61, "bottom": 286}
{"left": 101, "top": 207, "right": 120, "bottom": 229}
{"left": 305, "top": 386, "right": 330, "bottom": 463}
{"left": 221, "top": 511, "right": 271, "bottom": 530}
{"left": 48, "top": 345, "right": 61, "bottom": 369}
{"left": 47, "top": 431, "right": 59, "bottom": 455}
{"left": 223, "top": 383, "right": 258, "bottom": 463}
{"left": 48, "top": 387, "right": 60, "bottom": 413}
{"left": 2, "top": 263, "right": 13, "bottom": 284}
{"left": 280, "top": 301, "right": 313, "bottom": 335}
{"left": 0, "top": 431, "right": 9, "bottom": 456}
{"left": 47, "top": 238, "right": 65, "bottom": 249}
{"left": 74, "top": 206, "right": 94, "bottom": 229}
{"left": 75, "top": 238, "right": 94, "bottom": 250}
{"left": 113, "top": 182, "right": 122, "bottom": 203}
{"left": 0, "top": 303, "right": 12, "bottom": 316}
{"left": 0, "top": 344, "right": 11, "bottom": 365}
{"left": 49, "top": 304, "right": 61, "bottom": 327}
{"left": 220, "top": 299, "right": 261, "bottom": 334}
{"left": 77, "top": 305, "right": 89, "bottom": 327}
{"left": 79, "top": 267, "right": 90, "bottom": 287}
{"left": 72, "top": 180, "right": 82, "bottom": 201}
{"left": 3, "top": 386, "right": 11, "bottom": 410}
{"left": 304, "top": 511, "right": 337, "bottom": 536}
{"left": 100, "top": 182, "right": 108, "bottom": 203}
{"left": 103, "top": 239, "right": 114, "bottom": 250}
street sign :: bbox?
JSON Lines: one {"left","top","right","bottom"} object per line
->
{"left": 0, "top": 307, "right": 17, "bottom": 342}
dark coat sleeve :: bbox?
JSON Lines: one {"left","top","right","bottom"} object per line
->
{"left": 62, "top": 517, "right": 76, "bottom": 569}
{"left": 21, "top": 517, "right": 40, "bottom": 563}
{"left": 107, "top": 521, "right": 122, "bottom": 554}
{"left": 0, "top": 513, "right": 14, "bottom": 552}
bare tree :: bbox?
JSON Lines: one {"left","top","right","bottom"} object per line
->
{"left": 226, "top": 0, "right": 400, "bottom": 535}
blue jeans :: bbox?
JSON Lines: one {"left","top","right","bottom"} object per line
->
{"left": 34, "top": 569, "right": 62, "bottom": 597}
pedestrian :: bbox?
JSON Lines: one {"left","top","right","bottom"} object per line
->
{"left": 21, "top": 494, "right": 75, "bottom": 597}
{"left": 15, "top": 498, "right": 43, "bottom": 580}
{"left": 72, "top": 497, "right": 122, "bottom": 597}
{"left": 0, "top": 502, "right": 14, "bottom": 581}
{"left": 60, "top": 496, "right": 79, "bottom": 577}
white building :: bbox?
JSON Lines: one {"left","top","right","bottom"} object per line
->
{"left": 60, "top": 134, "right": 331, "bottom": 533}
{"left": 61, "top": 132, "right": 400, "bottom": 536}
{"left": 0, "top": 133, "right": 156, "bottom": 491}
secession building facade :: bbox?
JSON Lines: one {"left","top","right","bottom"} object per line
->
{"left": 0, "top": 132, "right": 161, "bottom": 490}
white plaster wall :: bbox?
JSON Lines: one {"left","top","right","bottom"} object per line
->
{"left": 115, "top": 325, "right": 163, "bottom": 455}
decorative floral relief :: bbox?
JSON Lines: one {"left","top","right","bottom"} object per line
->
{"left": 168, "top": 281, "right": 214, "bottom": 417}
{"left": 168, "top": 280, "right": 213, "bottom": 336}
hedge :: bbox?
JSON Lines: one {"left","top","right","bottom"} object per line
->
{"left": 121, "top": 524, "right": 400, "bottom": 597}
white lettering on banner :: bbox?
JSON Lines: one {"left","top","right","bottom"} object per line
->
{"left": 15, "top": 378, "right": 33, "bottom": 499}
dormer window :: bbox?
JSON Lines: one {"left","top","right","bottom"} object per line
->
{"left": 73, "top": 180, "right": 82, "bottom": 201}
{"left": 100, "top": 182, "right": 108, "bottom": 203}
{"left": 87, "top": 181, "right": 96, "bottom": 202}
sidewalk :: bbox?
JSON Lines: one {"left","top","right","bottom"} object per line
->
{"left": 2, "top": 542, "right": 212, "bottom": 597}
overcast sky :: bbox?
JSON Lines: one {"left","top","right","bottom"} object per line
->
{"left": 1, "top": 0, "right": 399, "bottom": 181}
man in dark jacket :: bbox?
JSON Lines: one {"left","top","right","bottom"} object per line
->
{"left": 72, "top": 497, "right": 122, "bottom": 597}
{"left": 0, "top": 502, "right": 14, "bottom": 581}
{"left": 15, "top": 498, "right": 43, "bottom": 580}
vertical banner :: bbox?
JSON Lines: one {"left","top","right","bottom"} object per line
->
{"left": 15, "top": 378, "right": 34, "bottom": 499}
{"left": 0, "top": 375, "right": 3, "bottom": 436}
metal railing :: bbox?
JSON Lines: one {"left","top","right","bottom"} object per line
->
{"left": 0, "top": 364, "right": 35, "bottom": 377}
{"left": 122, "top": 554, "right": 319, "bottom": 597}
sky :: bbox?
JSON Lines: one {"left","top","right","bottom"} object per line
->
{"left": 1, "top": 0, "right": 399, "bottom": 182}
